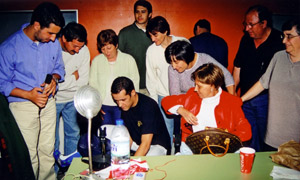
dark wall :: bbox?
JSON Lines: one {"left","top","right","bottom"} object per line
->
{"left": 0, "top": 11, "right": 77, "bottom": 43}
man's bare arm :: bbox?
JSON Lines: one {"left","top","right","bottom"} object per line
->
{"left": 134, "top": 134, "right": 153, "bottom": 156}
{"left": 10, "top": 87, "right": 48, "bottom": 108}
{"left": 233, "top": 66, "right": 241, "bottom": 93}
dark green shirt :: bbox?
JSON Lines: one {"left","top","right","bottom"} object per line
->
{"left": 0, "top": 94, "right": 34, "bottom": 179}
{"left": 118, "top": 23, "right": 152, "bottom": 89}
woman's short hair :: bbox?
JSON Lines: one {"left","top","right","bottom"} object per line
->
{"left": 146, "top": 16, "right": 170, "bottom": 35}
{"left": 282, "top": 17, "right": 300, "bottom": 35}
{"left": 191, "top": 63, "right": 224, "bottom": 89}
{"left": 97, "top": 29, "right": 118, "bottom": 53}
{"left": 165, "top": 40, "right": 194, "bottom": 64}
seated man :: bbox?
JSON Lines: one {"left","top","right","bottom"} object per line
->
{"left": 111, "top": 76, "right": 171, "bottom": 156}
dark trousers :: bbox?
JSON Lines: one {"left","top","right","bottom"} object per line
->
{"left": 242, "top": 93, "right": 268, "bottom": 152}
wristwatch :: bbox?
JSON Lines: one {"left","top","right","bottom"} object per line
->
{"left": 53, "top": 76, "right": 59, "bottom": 84}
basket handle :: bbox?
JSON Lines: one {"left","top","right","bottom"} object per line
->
{"left": 204, "top": 136, "right": 230, "bottom": 157}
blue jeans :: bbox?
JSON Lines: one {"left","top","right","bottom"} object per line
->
{"left": 158, "top": 95, "right": 173, "bottom": 146}
{"left": 55, "top": 101, "right": 80, "bottom": 156}
{"left": 242, "top": 93, "right": 268, "bottom": 152}
{"left": 101, "top": 105, "right": 121, "bottom": 125}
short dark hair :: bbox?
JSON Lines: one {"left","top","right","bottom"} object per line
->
{"left": 146, "top": 16, "right": 170, "bottom": 35}
{"left": 165, "top": 40, "right": 194, "bottom": 64}
{"left": 61, "top": 22, "right": 87, "bottom": 44}
{"left": 191, "top": 63, "right": 224, "bottom": 89}
{"left": 246, "top": 5, "right": 273, "bottom": 28}
{"left": 282, "top": 17, "right": 300, "bottom": 35}
{"left": 194, "top": 19, "right": 211, "bottom": 35}
{"left": 111, "top": 76, "right": 135, "bottom": 95}
{"left": 97, "top": 29, "right": 118, "bottom": 53}
{"left": 134, "top": 0, "right": 152, "bottom": 14}
{"left": 30, "top": 2, "right": 65, "bottom": 29}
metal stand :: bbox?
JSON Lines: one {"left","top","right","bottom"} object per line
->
{"left": 73, "top": 85, "right": 104, "bottom": 180}
{"left": 82, "top": 118, "right": 102, "bottom": 180}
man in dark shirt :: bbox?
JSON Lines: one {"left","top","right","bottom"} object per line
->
{"left": 233, "top": 5, "right": 285, "bottom": 152}
{"left": 189, "top": 19, "right": 228, "bottom": 67}
{"left": 111, "top": 76, "right": 170, "bottom": 156}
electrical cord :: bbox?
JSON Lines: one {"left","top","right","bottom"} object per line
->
{"left": 36, "top": 74, "right": 52, "bottom": 179}
{"left": 61, "top": 173, "right": 85, "bottom": 180}
{"left": 150, "top": 159, "right": 176, "bottom": 180}
{"left": 36, "top": 108, "right": 42, "bottom": 180}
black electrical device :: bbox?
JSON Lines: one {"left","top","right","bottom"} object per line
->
{"left": 43, "top": 74, "right": 52, "bottom": 93}
{"left": 78, "top": 127, "right": 111, "bottom": 171}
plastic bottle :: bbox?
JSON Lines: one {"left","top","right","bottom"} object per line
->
{"left": 111, "top": 119, "right": 130, "bottom": 179}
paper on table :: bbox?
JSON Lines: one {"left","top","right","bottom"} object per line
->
{"left": 94, "top": 166, "right": 111, "bottom": 179}
{"left": 270, "top": 166, "right": 300, "bottom": 180}
{"left": 91, "top": 158, "right": 149, "bottom": 179}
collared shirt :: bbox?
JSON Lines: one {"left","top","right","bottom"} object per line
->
{"left": 233, "top": 28, "right": 284, "bottom": 95}
{"left": 134, "top": 23, "right": 146, "bottom": 32}
{"left": 260, "top": 50, "right": 300, "bottom": 148}
{"left": 0, "top": 23, "right": 65, "bottom": 103}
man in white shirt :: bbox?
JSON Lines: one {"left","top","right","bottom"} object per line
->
{"left": 55, "top": 22, "right": 90, "bottom": 176}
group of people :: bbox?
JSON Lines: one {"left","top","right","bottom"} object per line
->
{"left": 0, "top": 0, "right": 299, "bottom": 180}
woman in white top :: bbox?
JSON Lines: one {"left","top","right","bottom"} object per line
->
{"left": 145, "top": 16, "right": 189, "bottom": 144}
{"left": 89, "top": 29, "right": 139, "bottom": 125}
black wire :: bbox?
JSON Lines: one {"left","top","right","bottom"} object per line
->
{"left": 36, "top": 108, "right": 42, "bottom": 180}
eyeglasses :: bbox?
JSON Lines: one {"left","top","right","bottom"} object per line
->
{"left": 243, "top": 21, "right": 261, "bottom": 28}
{"left": 281, "top": 34, "right": 300, "bottom": 40}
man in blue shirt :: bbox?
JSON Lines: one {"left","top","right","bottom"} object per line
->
{"left": 0, "top": 2, "right": 65, "bottom": 179}
{"left": 189, "top": 19, "right": 228, "bottom": 68}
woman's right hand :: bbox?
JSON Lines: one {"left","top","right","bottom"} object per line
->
{"left": 177, "top": 107, "right": 198, "bottom": 125}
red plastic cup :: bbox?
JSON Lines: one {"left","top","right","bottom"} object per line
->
{"left": 240, "top": 147, "right": 256, "bottom": 173}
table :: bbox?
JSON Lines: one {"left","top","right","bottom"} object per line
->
{"left": 65, "top": 151, "right": 277, "bottom": 180}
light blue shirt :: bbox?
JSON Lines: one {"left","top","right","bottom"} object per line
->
{"left": 0, "top": 23, "right": 65, "bottom": 103}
